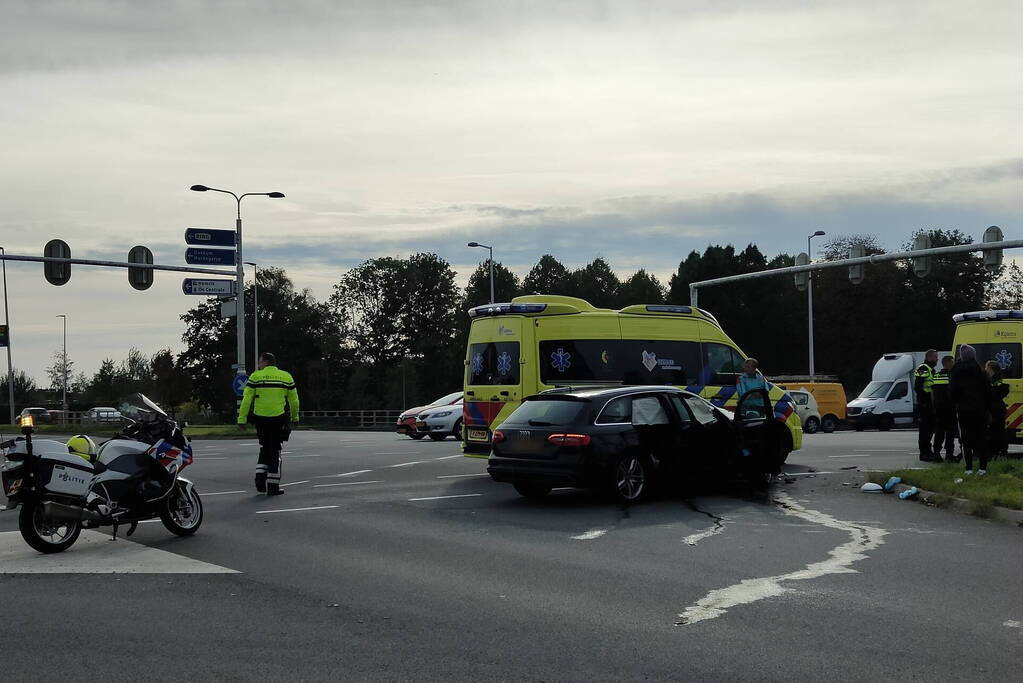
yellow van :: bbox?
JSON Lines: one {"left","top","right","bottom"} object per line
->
{"left": 462, "top": 295, "right": 802, "bottom": 458}
{"left": 775, "top": 382, "right": 847, "bottom": 433}
{"left": 951, "top": 310, "right": 1023, "bottom": 441}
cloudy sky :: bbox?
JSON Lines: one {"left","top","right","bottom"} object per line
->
{"left": 2, "top": 0, "right": 1021, "bottom": 384}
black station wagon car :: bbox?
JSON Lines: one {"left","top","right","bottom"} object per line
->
{"left": 487, "top": 385, "right": 783, "bottom": 503}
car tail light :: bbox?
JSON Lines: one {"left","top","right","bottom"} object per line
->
{"left": 547, "top": 433, "right": 591, "bottom": 447}
{"left": 493, "top": 430, "right": 506, "bottom": 443}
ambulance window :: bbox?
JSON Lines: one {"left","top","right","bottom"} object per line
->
{"left": 539, "top": 340, "right": 621, "bottom": 383}
{"left": 620, "top": 340, "right": 701, "bottom": 386}
{"left": 968, "top": 343, "right": 1022, "bottom": 379}
{"left": 703, "top": 343, "right": 745, "bottom": 385}
{"left": 467, "top": 342, "right": 520, "bottom": 386}
{"left": 889, "top": 382, "right": 908, "bottom": 400}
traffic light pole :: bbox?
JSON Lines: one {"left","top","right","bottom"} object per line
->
{"left": 688, "top": 238, "right": 1023, "bottom": 308}
{"left": 1, "top": 246, "right": 14, "bottom": 424}
{"left": 0, "top": 253, "right": 237, "bottom": 277}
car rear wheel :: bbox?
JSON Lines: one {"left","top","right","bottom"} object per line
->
{"left": 513, "top": 482, "right": 551, "bottom": 499}
{"left": 408, "top": 433, "right": 425, "bottom": 440}
{"left": 428, "top": 433, "right": 446, "bottom": 441}
{"left": 610, "top": 454, "right": 652, "bottom": 504}
{"left": 821, "top": 415, "right": 839, "bottom": 433}
{"left": 803, "top": 416, "right": 820, "bottom": 434}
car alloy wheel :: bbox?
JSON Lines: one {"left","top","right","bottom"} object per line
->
{"left": 614, "top": 455, "right": 648, "bottom": 503}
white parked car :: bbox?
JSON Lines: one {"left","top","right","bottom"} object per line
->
{"left": 788, "top": 390, "right": 822, "bottom": 434}
{"left": 415, "top": 399, "right": 464, "bottom": 441}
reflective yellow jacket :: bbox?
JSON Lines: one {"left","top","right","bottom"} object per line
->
{"left": 237, "top": 366, "right": 300, "bottom": 424}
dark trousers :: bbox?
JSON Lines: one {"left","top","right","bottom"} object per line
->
{"left": 917, "top": 401, "right": 935, "bottom": 458}
{"left": 958, "top": 410, "right": 988, "bottom": 471}
{"left": 253, "top": 414, "right": 288, "bottom": 493}
{"left": 988, "top": 410, "right": 1008, "bottom": 459}
{"left": 933, "top": 407, "right": 958, "bottom": 459}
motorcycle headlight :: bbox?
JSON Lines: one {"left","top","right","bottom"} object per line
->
{"left": 431, "top": 411, "right": 452, "bottom": 418}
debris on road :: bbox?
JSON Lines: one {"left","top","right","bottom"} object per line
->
{"left": 883, "top": 476, "right": 902, "bottom": 492}
{"left": 899, "top": 487, "right": 920, "bottom": 500}
{"left": 861, "top": 482, "right": 883, "bottom": 493}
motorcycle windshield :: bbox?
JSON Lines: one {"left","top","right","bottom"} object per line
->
{"left": 120, "top": 394, "right": 169, "bottom": 421}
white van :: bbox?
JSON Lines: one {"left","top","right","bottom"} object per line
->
{"left": 847, "top": 351, "right": 948, "bottom": 431}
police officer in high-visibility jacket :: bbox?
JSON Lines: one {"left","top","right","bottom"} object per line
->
{"left": 238, "top": 352, "right": 300, "bottom": 495}
{"left": 930, "top": 355, "right": 957, "bottom": 462}
{"left": 914, "top": 349, "right": 939, "bottom": 461}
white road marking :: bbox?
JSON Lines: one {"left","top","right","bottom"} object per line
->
{"left": 828, "top": 454, "right": 873, "bottom": 458}
{"left": 198, "top": 457, "right": 228, "bottom": 460}
{"left": 408, "top": 494, "right": 483, "bottom": 501}
{"left": 389, "top": 461, "right": 423, "bottom": 468}
{"left": 676, "top": 492, "right": 887, "bottom": 626}
{"left": 237, "top": 442, "right": 258, "bottom": 446}
{"left": 783, "top": 472, "right": 843, "bottom": 477}
{"left": 436, "top": 473, "right": 490, "bottom": 479}
{"left": 376, "top": 452, "right": 414, "bottom": 456}
{"left": 435, "top": 454, "right": 463, "bottom": 460}
{"left": 314, "top": 469, "right": 373, "bottom": 479}
{"left": 283, "top": 454, "right": 321, "bottom": 458}
{"left": 683, "top": 525, "right": 725, "bottom": 546}
{"left": 280, "top": 480, "right": 310, "bottom": 487}
{"left": 854, "top": 449, "right": 905, "bottom": 452}
{"left": 204, "top": 490, "right": 247, "bottom": 496}
{"left": 313, "top": 480, "right": 384, "bottom": 488}
{"left": 256, "top": 505, "right": 339, "bottom": 514}
{"left": 571, "top": 529, "right": 607, "bottom": 540}
{"left": 1004, "top": 620, "right": 1022, "bottom": 628}
{"left": 0, "top": 531, "right": 238, "bottom": 574}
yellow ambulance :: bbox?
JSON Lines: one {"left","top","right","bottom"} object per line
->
{"left": 462, "top": 295, "right": 802, "bottom": 458}
{"left": 951, "top": 310, "right": 1023, "bottom": 441}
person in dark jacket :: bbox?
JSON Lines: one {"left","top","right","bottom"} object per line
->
{"left": 930, "top": 355, "right": 957, "bottom": 462}
{"left": 914, "top": 349, "right": 939, "bottom": 461}
{"left": 985, "top": 360, "right": 1009, "bottom": 461}
{"left": 949, "top": 344, "right": 991, "bottom": 475}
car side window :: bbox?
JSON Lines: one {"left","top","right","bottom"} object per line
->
{"left": 596, "top": 397, "right": 631, "bottom": 424}
{"left": 668, "top": 395, "right": 692, "bottom": 425}
{"left": 793, "top": 393, "right": 808, "bottom": 406}
{"left": 632, "top": 396, "right": 669, "bottom": 426}
{"left": 889, "top": 382, "right": 908, "bottom": 400}
{"left": 683, "top": 396, "right": 719, "bottom": 426}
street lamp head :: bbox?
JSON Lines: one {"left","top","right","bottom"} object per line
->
{"left": 812, "top": 230, "right": 826, "bottom": 237}
{"left": 467, "top": 242, "right": 480, "bottom": 248}
{"left": 267, "top": 192, "right": 285, "bottom": 199}
{"left": 190, "top": 184, "right": 210, "bottom": 192}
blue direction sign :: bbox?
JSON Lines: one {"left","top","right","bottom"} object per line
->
{"left": 233, "top": 373, "right": 249, "bottom": 397}
{"left": 185, "top": 228, "right": 236, "bottom": 248}
{"left": 182, "top": 278, "right": 235, "bottom": 296}
{"left": 185, "top": 247, "right": 237, "bottom": 266}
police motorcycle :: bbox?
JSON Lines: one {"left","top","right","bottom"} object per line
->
{"left": 1, "top": 394, "right": 203, "bottom": 554}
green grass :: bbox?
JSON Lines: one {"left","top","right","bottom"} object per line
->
{"left": 879, "top": 461, "right": 1023, "bottom": 511}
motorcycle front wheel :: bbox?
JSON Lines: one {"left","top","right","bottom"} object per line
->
{"left": 19, "top": 499, "right": 82, "bottom": 554}
{"left": 160, "top": 484, "right": 203, "bottom": 536}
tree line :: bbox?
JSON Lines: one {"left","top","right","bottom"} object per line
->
{"left": 3, "top": 228, "right": 1016, "bottom": 419}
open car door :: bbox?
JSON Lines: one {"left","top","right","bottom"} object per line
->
{"left": 734, "top": 389, "right": 781, "bottom": 476}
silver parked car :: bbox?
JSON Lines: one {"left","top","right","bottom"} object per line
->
{"left": 82, "top": 407, "right": 125, "bottom": 424}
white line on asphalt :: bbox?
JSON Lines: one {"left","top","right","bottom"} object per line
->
{"left": 571, "top": 529, "right": 607, "bottom": 540}
{"left": 783, "top": 472, "right": 843, "bottom": 477}
{"left": 313, "top": 469, "right": 374, "bottom": 479}
{"left": 255, "top": 505, "right": 339, "bottom": 514}
{"left": 199, "top": 457, "right": 228, "bottom": 460}
{"left": 436, "top": 473, "right": 490, "bottom": 479}
{"left": 684, "top": 526, "right": 725, "bottom": 546}
{"left": 204, "top": 490, "right": 247, "bottom": 496}
{"left": 376, "top": 452, "right": 413, "bottom": 456}
{"left": 306, "top": 440, "right": 320, "bottom": 444}
{"left": 237, "top": 442, "right": 258, "bottom": 446}
{"left": 828, "top": 454, "right": 873, "bottom": 458}
{"left": 389, "top": 461, "right": 423, "bottom": 467}
{"left": 280, "top": 480, "right": 310, "bottom": 487}
{"left": 676, "top": 492, "right": 887, "bottom": 626}
{"left": 313, "top": 480, "right": 384, "bottom": 488}
{"left": 854, "top": 449, "right": 905, "bottom": 452}
{"left": 408, "top": 494, "right": 483, "bottom": 501}
{"left": 435, "top": 454, "right": 463, "bottom": 460}
{"left": 283, "top": 454, "right": 322, "bottom": 458}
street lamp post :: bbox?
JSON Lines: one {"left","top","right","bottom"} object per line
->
{"left": 245, "top": 261, "right": 259, "bottom": 369}
{"left": 807, "top": 230, "right": 826, "bottom": 378}
{"left": 467, "top": 242, "right": 495, "bottom": 304}
{"left": 190, "top": 185, "right": 284, "bottom": 401}
{"left": 1, "top": 246, "right": 14, "bottom": 425}
{"left": 56, "top": 314, "right": 67, "bottom": 424}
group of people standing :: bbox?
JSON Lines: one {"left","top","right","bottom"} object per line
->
{"left": 915, "top": 347, "right": 1008, "bottom": 475}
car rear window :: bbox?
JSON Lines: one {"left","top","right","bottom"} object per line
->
{"left": 504, "top": 399, "right": 588, "bottom": 427}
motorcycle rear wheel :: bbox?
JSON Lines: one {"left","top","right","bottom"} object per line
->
{"left": 160, "top": 484, "right": 203, "bottom": 536}
{"left": 19, "top": 499, "right": 82, "bottom": 554}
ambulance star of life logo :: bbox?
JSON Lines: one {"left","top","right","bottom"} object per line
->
{"left": 497, "top": 352, "right": 513, "bottom": 376}
{"left": 551, "top": 348, "right": 572, "bottom": 372}
{"left": 996, "top": 349, "right": 1013, "bottom": 369}
{"left": 471, "top": 353, "right": 484, "bottom": 375}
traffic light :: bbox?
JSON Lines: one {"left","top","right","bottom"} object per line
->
{"left": 127, "top": 245, "right": 154, "bottom": 291}
{"left": 794, "top": 252, "right": 809, "bottom": 291}
{"left": 983, "top": 226, "right": 1004, "bottom": 273}
{"left": 0, "top": 324, "right": 8, "bottom": 348}
{"left": 43, "top": 239, "right": 71, "bottom": 286}
{"left": 848, "top": 244, "right": 865, "bottom": 285}
{"left": 912, "top": 233, "right": 932, "bottom": 278}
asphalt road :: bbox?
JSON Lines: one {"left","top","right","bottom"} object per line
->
{"left": 2, "top": 429, "right": 1021, "bottom": 682}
